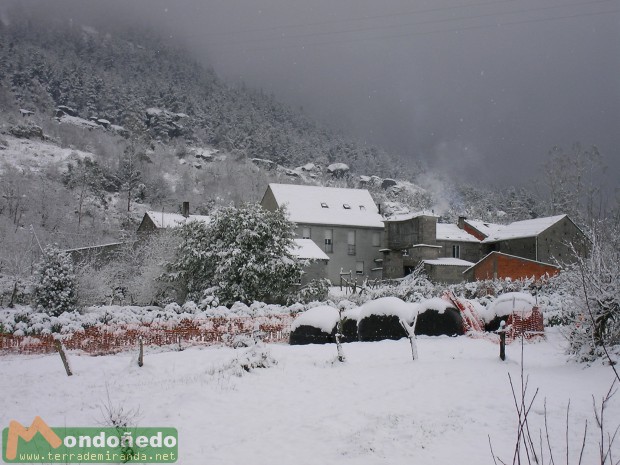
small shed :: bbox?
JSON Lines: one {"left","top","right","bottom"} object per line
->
{"left": 423, "top": 258, "right": 474, "bottom": 284}
{"left": 463, "top": 251, "right": 560, "bottom": 282}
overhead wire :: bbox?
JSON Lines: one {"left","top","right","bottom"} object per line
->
{"left": 208, "top": 0, "right": 618, "bottom": 48}
{"left": 222, "top": 4, "right": 620, "bottom": 54}
{"left": 195, "top": 0, "right": 525, "bottom": 37}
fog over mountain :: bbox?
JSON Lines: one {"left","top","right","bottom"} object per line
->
{"left": 4, "top": 0, "right": 619, "bottom": 188}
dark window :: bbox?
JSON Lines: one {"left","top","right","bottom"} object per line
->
{"left": 343, "top": 204, "right": 351, "bottom": 209}
{"left": 321, "top": 202, "right": 329, "bottom": 208}
{"left": 347, "top": 231, "right": 356, "bottom": 255}
{"left": 324, "top": 229, "right": 333, "bottom": 253}
{"left": 452, "top": 245, "right": 461, "bottom": 258}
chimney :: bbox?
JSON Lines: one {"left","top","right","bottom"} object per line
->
{"left": 457, "top": 216, "right": 466, "bottom": 229}
{"left": 182, "top": 201, "right": 190, "bottom": 218}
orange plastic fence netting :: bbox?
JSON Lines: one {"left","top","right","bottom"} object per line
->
{"left": 505, "top": 307, "right": 545, "bottom": 343}
{"left": 0, "top": 315, "right": 295, "bottom": 355}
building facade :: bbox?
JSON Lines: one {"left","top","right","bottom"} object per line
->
{"left": 261, "top": 183, "right": 385, "bottom": 284}
{"left": 382, "top": 212, "right": 587, "bottom": 283}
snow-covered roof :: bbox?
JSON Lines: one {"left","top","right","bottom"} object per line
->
{"left": 144, "top": 211, "right": 210, "bottom": 229}
{"left": 423, "top": 258, "right": 475, "bottom": 267}
{"left": 384, "top": 210, "right": 438, "bottom": 222}
{"left": 267, "top": 183, "right": 384, "bottom": 228}
{"left": 482, "top": 215, "right": 567, "bottom": 243}
{"left": 464, "top": 220, "right": 504, "bottom": 238}
{"left": 290, "top": 239, "right": 330, "bottom": 261}
{"left": 436, "top": 224, "right": 480, "bottom": 243}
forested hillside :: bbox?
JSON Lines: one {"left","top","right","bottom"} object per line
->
{"left": 0, "top": 12, "right": 398, "bottom": 175}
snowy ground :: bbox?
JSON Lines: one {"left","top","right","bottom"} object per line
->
{"left": 1, "top": 329, "right": 618, "bottom": 465}
{"left": 0, "top": 136, "right": 91, "bottom": 174}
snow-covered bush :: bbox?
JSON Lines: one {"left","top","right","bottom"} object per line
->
{"left": 561, "top": 229, "right": 620, "bottom": 362}
{"left": 74, "top": 232, "right": 180, "bottom": 307}
{"left": 166, "top": 204, "right": 303, "bottom": 305}
{"left": 344, "top": 265, "right": 437, "bottom": 305}
{"left": 295, "top": 278, "right": 330, "bottom": 303}
{"left": 483, "top": 292, "right": 536, "bottom": 331}
{"left": 289, "top": 305, "right": 339, "bottom": 345}
{"left": 341, "top": 306, "right": 361, "bottom": 341}
{"left": 357, "top": 297, "right": 417, "bottom": 341}
{"left": 33, "top": 246, "right": 77, "bottom": 316}
{"left": 0, "top": 274, "right": 33, "bottom": 307}
{"left": 415, "top": 298, "right": 464, "bottom": 337}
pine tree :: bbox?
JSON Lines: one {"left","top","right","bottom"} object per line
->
{"left": 34, "top": 246, "right": 77, "bottom": 316}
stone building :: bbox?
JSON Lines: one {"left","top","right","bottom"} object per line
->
{"left": 382, "top": 212, "right": 587, "bottom": 283}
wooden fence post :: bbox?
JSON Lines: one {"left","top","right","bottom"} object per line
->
{"left": 498, "top": 321, "right": 506, "bottom": 361}
{"left": 138, "top": 336, "right": 144, "bottom": 367}
{"left": 54, "top": 340, "right": 72, "bottom": 376}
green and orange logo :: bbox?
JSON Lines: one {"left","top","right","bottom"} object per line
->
{"left": 2, "top": 417, "right": 177, "bottom": 463}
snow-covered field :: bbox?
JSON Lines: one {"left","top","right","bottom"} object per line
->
{"left": 1, "top": 330, "right": 618, "bottom": 465}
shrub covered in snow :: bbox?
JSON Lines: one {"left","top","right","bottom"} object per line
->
{"left": 483, "top": 292, "right": 536, "bottom": 331}
{"left": 341, "top": 306, "right": 361, "bottom": 342}
{"left": 357, "top": 297, "right": 416, "bottom": 341}
{"left": 295, "top": 278, "right": 331, "bottom": 304}
{"left": 415, "top": 298, "right": 464, "bottom": 337}
{"left": 558, "top": 231, "right": 620, "bottom": 362}
{"left": 33, "top": 246, "right": 77, "bottom": 316}
{"left": 289, "top": 305, "right": 339, "bottom": 345}
{"left": 0, "top": 274, "right": 33, "bottom": 308}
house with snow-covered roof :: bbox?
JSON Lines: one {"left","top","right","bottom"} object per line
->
{"left": 137, "top": 202, "right": 210, "bottom": 234}
{"left": 261, "top": 183, "right": 384, "bottom": 283}
{"left": 381, "top": 211, "right": 587, "bottom": 283}
{"left": 478, "top": 214, "right": 588, "bottom": 267}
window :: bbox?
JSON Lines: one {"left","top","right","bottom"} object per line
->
{"left": 347, "top": 230, "right": 356, "bottom": 255}
{"left": 452, "top": 245, "right": 461, "bottom": 258}
{"left": 324, "top": 229, "right": 333, "bottom": 253}
{"left": 321, "top": 202, "right": 329, "bottom": 208}
{"left": 343, "top": 203, "right": 351, "bottom": 209}
{"left": 359, "top": 205, "right": 366, "bottom": 211}
{"left": 372, "top": 231, "right": 381, "bottom": 247}
{"left": 302, "top": 227, "right": 311, "bottom": 239}
{"left": 356, "top": 261, "right": 364, "bottom": 275}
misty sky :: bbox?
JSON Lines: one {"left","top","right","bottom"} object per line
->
{"left": 7, "top": 0, "right": 620, "bottom": 190}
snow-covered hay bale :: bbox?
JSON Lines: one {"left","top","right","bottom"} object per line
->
{"left": 415, "top": 298, "right": 464, "bottom": 337}
{"left": 341, "top": 307, "right": 361, "bottom": 342}
{"left": 357, "top": 297, "right": 416, "bottom": 342}
{"left": 289, "top": 305, "right": 339, "bottom": 345}
{"left": 485, "top": 292, "right": 536, "bottom": 332}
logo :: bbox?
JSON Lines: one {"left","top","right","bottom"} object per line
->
{"left": 5, "top": 417, "right": 62, "bottom": 460}
{"left": 2, "top": 418, "right": 177, "bottom": 463}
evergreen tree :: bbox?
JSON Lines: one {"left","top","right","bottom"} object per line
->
{"left": 167, "top": 204, "right": 303, "bottom": 305}
{"left": 33, "top": 246, "right": 77, "bottom": 316}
